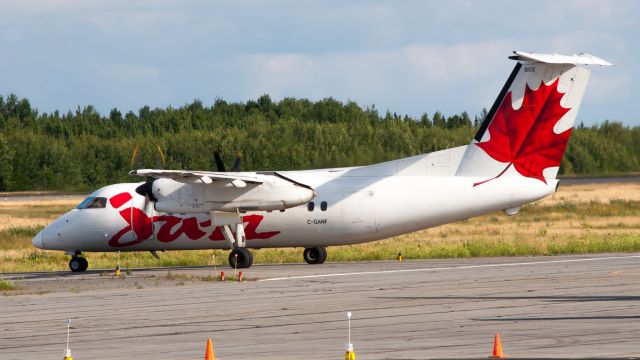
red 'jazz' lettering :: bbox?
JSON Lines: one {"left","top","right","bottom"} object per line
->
{"left": 107, "top": 192, "right": 281, "bottom": 248}
{"left": 131, "top": 207, "right": 153, "bottom": 239}
{"left": 155, "top": 216, "right": 207, "bottom": 242}
{"left": 242, "top": 214, "right": 281, "bottom": 239}
{"left": 209, "top": 227, "right": 225, "bottom": 241}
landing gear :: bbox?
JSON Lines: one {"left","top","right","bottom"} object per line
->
{"left": 69, "top": 256, "right": 88, "bottom": 272}
{"left": 229, "top": 248, "right": 254, "bottom": 269}
{"left": 303, "top": 247, "right": 327, "bottom": 265}
{"left": 211, "top": 210, "right": 253, "bottom": 269}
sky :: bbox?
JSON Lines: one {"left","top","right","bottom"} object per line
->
{"left": 1, "top": 0, "right": 638, "bottom": 125}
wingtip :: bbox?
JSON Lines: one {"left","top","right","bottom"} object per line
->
{"left": 129, "top": 169, "right": 151, "bottom": 176}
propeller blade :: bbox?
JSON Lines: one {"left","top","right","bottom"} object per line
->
{"left": 155, "top": 144, "right": 166, "bottom": 169}
{"left": 230, "top": 153, "right": 242, "bottom": 172}
{"left": 130, "top": 144, "right": 141, "bottom": 169}
{"left": 213, "top": 150, "right": 226, "bottom": 172}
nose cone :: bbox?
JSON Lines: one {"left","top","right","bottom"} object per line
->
{"left": 32, "top": 231, "right": 44, "bottom": 249}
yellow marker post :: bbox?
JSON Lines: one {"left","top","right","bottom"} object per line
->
{"left": 63, "top": 348, "right": 73, "bottom": 360}
{"left": 234, "top": 253, "right": 238, "bottom": 277}
{"left": 115, "top": 250, "right": 122, "bottom": 276}
{"left": 344, "top": 312, "right": 355, "bottom": 360}
{"left": 209, "top": 252, "right": 217, "bottom": 281}
{"left": 63, "top": 319, "right": 73, "bottom": 360}
{"left": 345, "top": 343, "right": 355, "bottom": 360}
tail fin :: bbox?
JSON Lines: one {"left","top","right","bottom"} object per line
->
{"left": 456, "top": 51, "right": 611, "bottom": 185}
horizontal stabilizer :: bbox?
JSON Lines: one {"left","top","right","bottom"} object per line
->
{"left": 509, "top": 51, "right": 612, "bottom": 66}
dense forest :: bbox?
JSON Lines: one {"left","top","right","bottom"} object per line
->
{"left": 0, "top": 94, "right": 638, "bottom": 192}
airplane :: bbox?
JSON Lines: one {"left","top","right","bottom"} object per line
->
{"left": 32, "top": 51, "right": 611, "bottom": 272}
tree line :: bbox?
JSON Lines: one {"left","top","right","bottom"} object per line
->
{"left": 0, "top": 94, "right": 638, "bottom": 191}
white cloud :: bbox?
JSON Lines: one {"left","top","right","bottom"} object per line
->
{"left": 224, "top": 40, "right": 513, "bottom": 116}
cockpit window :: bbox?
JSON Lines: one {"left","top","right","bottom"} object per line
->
{"left": 76, "top": 197, "right": 107, "bottom": 209}
{"left": 76, "top": 197, "right": 93, "bottom": 209}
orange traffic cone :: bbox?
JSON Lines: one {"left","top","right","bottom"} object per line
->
{"left": 205, "top": 338, "right": 216, "bottom": 360}
{"left": 489, "top": 333, "right": 506, "bottom": 358}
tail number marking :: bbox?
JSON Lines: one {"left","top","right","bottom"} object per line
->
{"left": 307, "top": 219, "right": 328, "bottom": 225}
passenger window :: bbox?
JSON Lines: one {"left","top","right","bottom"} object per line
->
{"left": 307, "top": 202, "right": 315, "bottom": 211}
{"left": 78, "top": 197, "right": 107, "bottom": 209}
{"left": 320, "top": 201, "right": 327, "bottom": 211}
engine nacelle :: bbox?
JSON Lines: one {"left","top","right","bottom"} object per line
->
{"left": 150, "top": 176, "right": 315, "bottom": 214}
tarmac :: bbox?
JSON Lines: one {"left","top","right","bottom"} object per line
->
{"left": 1, "top": 254, "right": 640, "bottom": 359}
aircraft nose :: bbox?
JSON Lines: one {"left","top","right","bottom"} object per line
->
{"left": 32, "top": 231, "right": 44, "bottom": 249}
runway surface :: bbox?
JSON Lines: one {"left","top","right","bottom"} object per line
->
{"left": 1, "top": 254, "right": 640, "bottom": 359}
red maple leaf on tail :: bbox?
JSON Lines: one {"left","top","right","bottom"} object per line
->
{"left": 474, "top": 78, "right": 572, "bottom": 186}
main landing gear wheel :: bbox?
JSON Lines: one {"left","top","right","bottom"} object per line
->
{"left": 229, "top": 248, "right": 254, "bottom": 269}
{"left": 69, "top": 256, "right": 88, "bottom": 272}
{"left": 303, "top": 247, "right": 327, "bottom": 265}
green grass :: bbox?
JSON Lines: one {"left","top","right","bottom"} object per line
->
{"left": 327, "top": 234, "right": 640, "bottom": 260}
{"left": 0, "top": 204, "right": 75, "bottom": 218}
{"left": 0, "top": 226, "right": 43, "bottom": 250}
{"left": 521, "top": 199, "right": 640, "bottom": 218}
{"left": 0, "top": 278, "right": 16, "bottom": 290}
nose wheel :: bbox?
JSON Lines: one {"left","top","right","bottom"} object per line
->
{"left": 303, "top": 247, "right": 327, "bottom": 264}
{"left": 69, "top": 256, "right": 89, "bottom": 272}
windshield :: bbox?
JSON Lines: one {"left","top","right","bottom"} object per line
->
{"left": 76, "top": 197, "right": 107, "bottom": 209}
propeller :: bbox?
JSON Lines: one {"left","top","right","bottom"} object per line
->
{"left": 213, "top": 148, "right": 242, "bottom": 172}
{"left": 130, "top": 144, "right": 166, "bottom": 207}
{"left": 131, "top": 144, "right": 166, "bottom": 170}
{"left": 135, "top": 181, "right": 157, "bottom": 202}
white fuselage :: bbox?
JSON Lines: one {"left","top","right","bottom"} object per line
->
{"left": 33, "top": 146, "right": 557, "bottom": 253}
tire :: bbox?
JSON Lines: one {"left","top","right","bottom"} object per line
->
{"left": 303, "top": 247, "right": 327, "bottom": 265}
{"left": 79, "top": 257, "right": 89, "bottom": 271}
{"left": 229, "top": 248, "right": 253, "bottom": 269}
{"left": 69, "top": 257, "right": 86, "bottom": 272}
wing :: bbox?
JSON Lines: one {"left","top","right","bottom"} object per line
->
{"left": 129, "top": 169, "right": 262, "bottom": 188}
